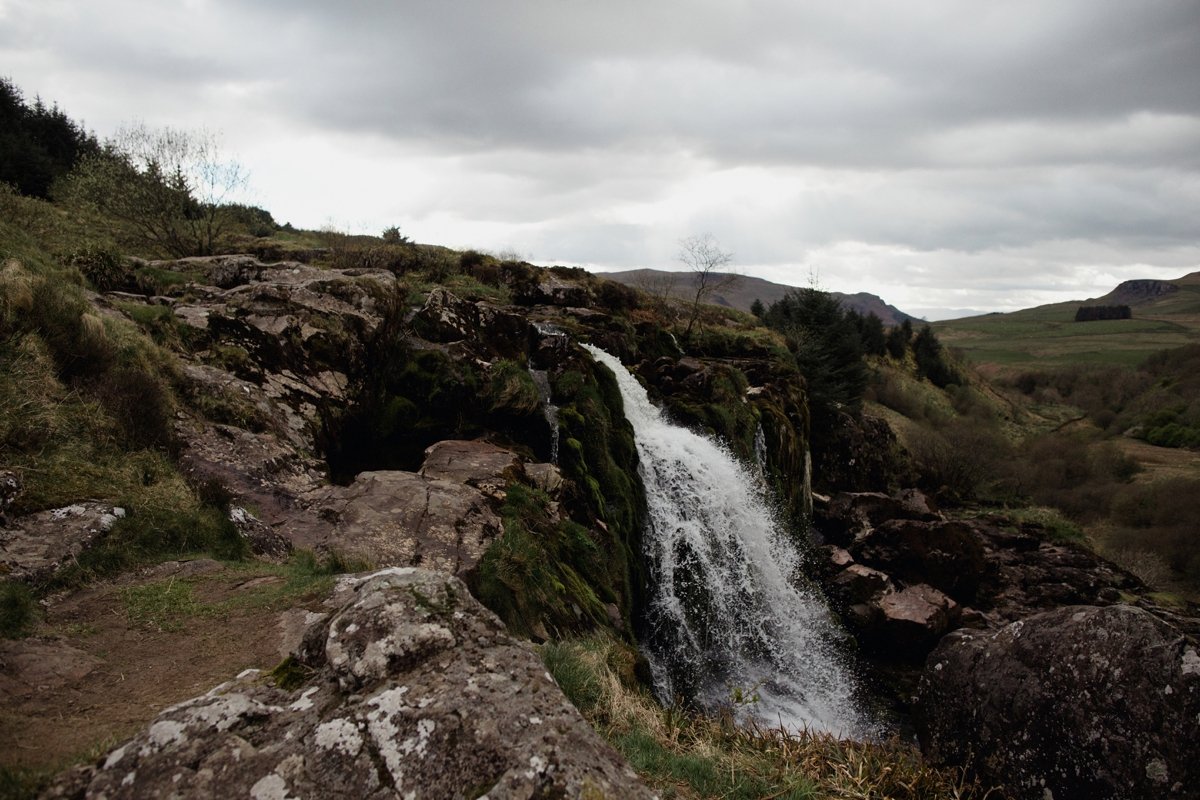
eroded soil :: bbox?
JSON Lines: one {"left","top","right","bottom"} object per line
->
{"left": 0, "top": 558, "right": 329, "bottom": 779}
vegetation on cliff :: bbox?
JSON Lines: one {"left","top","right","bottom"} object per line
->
{"left": 4, "top": 79, "right": 1198, "bottom": 798}
{"left": 541, "top": 635, "right": 987, "bottom": 799}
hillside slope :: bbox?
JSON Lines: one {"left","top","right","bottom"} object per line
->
{"left": 934, "top": 271, "right": 1200, "bottom": 369}
{"left": 594, "top": 268, "right": 916, "bottom": 325}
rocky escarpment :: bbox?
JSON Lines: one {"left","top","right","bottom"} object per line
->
{"left": 84, "top": 257, "right": 651, "bottom": 644}
{"left": 815, "top": 491, "right": 1200, "bottom": 796}
{"left": 1100, "top": 278, "right": 1179, "bottom": 306}
{"left": 87, "top": 254, "right": 818, "bottom": 646}
{"left": 46, "top": 568, "right": 653, "bottom": 799}
{"left": 14, "top": 250, "right": 1200, "bottom": 798}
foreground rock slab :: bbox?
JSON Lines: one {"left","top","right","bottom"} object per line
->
{"left": 915, "top": 604, "right": 1200, "bottom": 800}
{"left": 46, "top": 568, "right": 652, "bottom": 799}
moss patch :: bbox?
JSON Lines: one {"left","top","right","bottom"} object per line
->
{"left": 473, "top": 483, "right": 614, "bottom": 639}
{"left": 552, "top": 356, "right": 648, "bottom": 632}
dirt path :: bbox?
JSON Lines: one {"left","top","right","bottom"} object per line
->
{"left": 0, "top": 558, "right": 330, "bottom": 778}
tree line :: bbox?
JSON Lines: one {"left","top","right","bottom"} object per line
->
{"left": 0, "top": 77, "right": 100, "bottom": 198}
{"left": 1074, "top": 305, "right": 1131, "bottom": 322}
{"left": 2, "top": 77, "right": 271, "bottom": 258}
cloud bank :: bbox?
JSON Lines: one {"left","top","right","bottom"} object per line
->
{"left": 2, "top": 0, "right": 1197, "bottom": 315}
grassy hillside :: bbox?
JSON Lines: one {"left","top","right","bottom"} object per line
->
{"left": 934, "top": 272, "right": 1200, "bottom": 370}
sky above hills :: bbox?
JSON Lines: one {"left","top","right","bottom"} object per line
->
{"left": 2, "top": 0, "right": 1198, "bottom": 318}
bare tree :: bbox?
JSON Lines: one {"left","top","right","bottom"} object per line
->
{"left": 678, "top": 233, "right": 737, "bottom": 340}
{"left": 63, "top": 123, "right": 246, "bottom": 257}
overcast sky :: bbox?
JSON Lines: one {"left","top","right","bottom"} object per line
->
{"left": 3, "top": 0, "right": 1198, "bottom": 318}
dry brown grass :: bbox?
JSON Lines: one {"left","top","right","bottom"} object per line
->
{"left": 541, "top": 635, "right": 995, "bottom": 800}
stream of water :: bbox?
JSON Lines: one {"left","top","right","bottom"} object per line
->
{"left": 584, "top": 344, "right": 871, "bottom": 737}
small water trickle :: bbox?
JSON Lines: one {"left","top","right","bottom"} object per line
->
{"left": 529, "top": 321, "right": 568, "bottom": 464}
{"left": 528, "top": 365, "right": 560, "bottom": 464}
{"left": 753, "top": 421, "right": 769, "bottom": 477}
{"left": 585, "top": 344, "right": 873, "bottom": 738}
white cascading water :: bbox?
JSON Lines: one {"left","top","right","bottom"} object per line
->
{"left": 584, "top": 345, "right": 871, "bottom": 737}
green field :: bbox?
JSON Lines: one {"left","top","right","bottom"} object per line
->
{"left": 934, "top": 282, "right": 1200, "bottom": 370}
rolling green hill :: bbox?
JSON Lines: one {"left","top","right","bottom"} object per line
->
{"left": 934, "top": 272, "right": 1200, "bottom": 370}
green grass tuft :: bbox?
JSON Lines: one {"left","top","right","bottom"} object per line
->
{"left": 0, "top": 580, "right": 38, "bottom": 639}
{"left": 120, "top": 578, "right": 201, "bottom": 632}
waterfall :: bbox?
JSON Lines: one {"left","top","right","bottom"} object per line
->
{"left": 584, "top": 345, "right": 870, "bottom": 737}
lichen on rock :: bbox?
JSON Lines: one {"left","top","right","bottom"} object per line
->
{"left": 45, "top": 568, "right": 653, "bottom": 799}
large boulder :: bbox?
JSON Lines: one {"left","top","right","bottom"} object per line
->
{"left": 915, "top": 604, "right": 1200, "bottom": 800}
{"left": 46, "top": 568, "right": 653, "bottom": 799}
{"left": 303, "top": 471, "right": 503, "bottom": 578}
{"left": 418, "top": 439, "right": 524, "bottom": 498}
{"left": 850, "top": 519, "right": 988, "bottom": 604}
{"left": 873, "top": 583, "right": 959, "bottom": 657}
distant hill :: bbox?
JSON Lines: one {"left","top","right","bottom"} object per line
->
{"left": 593, "top": 269, "right": 916, "bottom": 326}
{"left": 934, "top": 271, "right": 1200, "bottom": 370}
{"left": 1098, "top": 279, "right": 1180, "bottom": 307}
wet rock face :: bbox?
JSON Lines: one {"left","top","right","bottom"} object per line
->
{"left": 47, "top": 568, "right": 653, "bottom": 800}
{"left": 915, "top": 604, "right": 1200, "bottom": 800}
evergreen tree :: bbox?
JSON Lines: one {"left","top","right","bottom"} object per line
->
{"left": 750, "top": 298, "right": 765, "bottom": 319}
{"left": 763, "top": 288, "right": 867, "bottom": 422}
{"left": 0, "top": 78, "right": 98, "bottom": 198}
{"left": 859, "top": 312, "right": 887, "bottom": 356}
{"left": 913, "top": 324, "right": 958, "bottom": 387}
{"left": 885, "top": 318, "right": 912, "bottom": 358}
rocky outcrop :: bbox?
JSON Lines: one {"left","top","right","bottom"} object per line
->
{"left": 915, "top": 604, "right": 1200, "bottom": 800}
{"left": 103, "top": 256, "right": 649, "bottom": 645}
{"left": 1102, "top": 278, "right": 1179, "bottom": 307}
{"left": 411, "top": 287, "right": 531, "bottom": 360}
{"left": 302, "top": 471, "right": 503, "bottom": 577}
{"left": 0, "top": 502, "right": 125, "bottom": 583}
{"left": 850, "top": 519, "right": 987, "bottom": 604}
{"left": 816, "top": 492, "right": 1145, "bottom": 646}
{"left": 418, "top": 439, "right": 523, "bottom": 494}
{"left": 47, "top": 568, "right": 653, "bottom": 799}
{"left": 265, "top": 440, "right": 525, "bottom": 578}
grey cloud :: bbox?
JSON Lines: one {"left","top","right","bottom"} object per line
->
{"left": 2, "top": 0, "right": 1197, "bottom": 315}
{"left": 240, "top": 0, "right": 1200, "bottom": 163}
